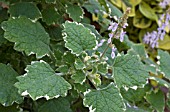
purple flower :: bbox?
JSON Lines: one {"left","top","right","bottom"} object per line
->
{"left": 108, "top": 22, "right": 118, "bottom": 32}
{"left": 160, "top": 31, "right": 166, "bottom": 40}
{"left": 94, "top": 9, "right": 99, "bottom": 13}
{"left": 143, "top": 11, "right": 170, "bottom": 48}
{"left": 143, "top": 31, "right": 159, "bottom": 48}
{"left": 120, "top": 31, "right": 126, "bottom": 42}
{"left": 123, "top": 23, "right": 128, "bottom": 28}
{"left": 159, "top": 0, "right": 170, "bottom": 8}
{"left": 143, "top": 32, "right": 151, "bottom": 44}
{"left": 97, "top": 39, "right": 106, "bottom": 47}
{"left": 108, "top": 33, "right": 114, "bottom": 43}
{"left": 111, "top": 47, "right": 117, "bottom": 59}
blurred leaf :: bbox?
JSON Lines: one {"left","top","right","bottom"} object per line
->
{"left": 98, "top": 0, "right": 109, "bottom": 13}
{"left": 158, "top": 34, "right": 170, "bottom": 50}
{"left": 107, "top": 1, "right": 123, "bottom": 17}
{"left": 42, "top": 6, "right": 60, "bottom": 25}
{"left": 133, "top": 10, "right": 152, "bottom": 28}
{"left": 45, "top": 0, "right": 56, "bottom": 4}
{"left": 47, "top": 26, "right": 63, "bottom": 41}
{"left": 37, "top": 97, "right": 72, "bottom": 112}
{"left": 139, "top": 1, "right": 158, "bottom": 21}
{"left": 122, "top": 3, "right": 135, "bottom": 17}
{"left": 128, "top": 0, "right": 142, "bottom": 6}
{"left": 0, "top": 28, "right": 7, "bottom": 46}
{"left": 0, "top": 104, "right": 19, "bottom": 112}
{"left": 0, "top": 64, "right": 23, "bottom": 106}
{"left": 66, "top": 4, "right": 84, "bottom": 22}
{"left": 56, "top": 65, "right": 69, "bottom": 74}
{"left": 110, "top": 0, "right": 122, "bottom": 8}
{"left": 145, "top": 90, "right": 165, "bottom": 112}
{"left": 121, "top": 0, "right": 132, "bottom": 7}
{"left": 0, "top": 7, "right": 8, "bottom": 23}
{"left": 83, "top": 0, "right": 105, "bottom": 14}
{"left": 9, "top": 2, "right": 41, "bottom": 20}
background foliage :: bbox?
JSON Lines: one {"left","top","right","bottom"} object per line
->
{"left": 0, "top": 0, "right": 170, "bottom": 112}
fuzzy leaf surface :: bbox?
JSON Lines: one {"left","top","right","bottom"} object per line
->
{"left": 63, "top": 21, "right": 96, "bottom": 55}
{"left": 0, "top": 64, "right": 23, "bottom": 106}
{"left": 15, "top": 61, "right": 71, "bottom": 100}
{"left": 112, "top": 55, "right": 148, "bottom": 88}
{"left": 1, "top": 17, "right": 50, "bottom": 58}
{"left": 158, "top": 50, "right": 170, "bottom": 78}
{"left": 83, "top": 83, "right": 125, "bottom": 112}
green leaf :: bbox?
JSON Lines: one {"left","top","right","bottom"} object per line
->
{"left": 56, "top": 65, "right": 69, "bottom": 74}
{"left": 63, "top": 21, "right": 97, "bottom": 55}
{"left": 74, "top": 83, "right": 87, "bottom": 93}
{"left": 83, "top": 83, "right": 125, "bottom": 112}
{"left": 62, "top": 51, "right": 75, "bottom": 64}
{"left": 145, "top": 90, "right": 165, "bottom": 112}
{"left": 0, "top": 7, "right": 8, "bottom": 23}
{"left": 112, "top": 54, "right": 148, "bottom": 88}
{"left": 107, "top": 1, "right": 123, "bottom": 17}
{"left": 82, "top": 23, "right": 102, "bottom": 39}
{"left": 74, "top": 58, "right": 85, "bottom": 70}
{"left": 127, "top": 44, "right": 148, "bottom": 60}
{"left": 139, "top": 1, "right": 158, "bottom": 21}
{"left": 98, "top": 0, "right": 109, "bottom": 13}
{"left": 126, "top": 107, "right": 148, "bottom": 112}
{"left": 128, "top": 0, "right": 142, "bottom": 6}
{"left": 83, "top": 0, "right": 105, "bottom": 13}
{"left": 66, "top": 4, "right": 84, "bottom": 22}
{"left": 47, "top": 26, "right": 63, "bottom": 41}
{"left": 122, "top": 3, "right": 135, "bottom": 17}
{"left": 37, "top": 97, "right": 72, "bottom": 112}
{"left": 133, "top": 10, "right": 152, "bottom": 29}
{"left": 1, "top": 17, "right": 51, "bottom": 58}
{"left": 120, "top": 84, "right": 151, "bottom": 103}
{"left": 42, "top": 6, "right": 60, "bottom": 25}
{"left": 45, "top": 0, "right": 56, "bottom": 4}
{"left": 9, "top": 2, "right": 41, "bottom": 20}
{"left": 110, "top": 0, "right": 122, "bottom": 8}
{"left": 97, "top": 62, "right": 108, "bottom": 74}
{"left": 0, "top": 63, "right": 23, "bottom": 106}
{"left": 158, "top": 34, "right": 170, "bottom": 50}
{"left": 158, "top": 50, "right": 170, "bottom": 78}
{"left": 71, "top": 70, "right": 86, "bottom": 84}
{"left": 15, "top": 61, "right": 71, "bottom": 100}
{"left": 0, "top": 28, "right": 7, "bottom": 46}
{"left": 0, "top": 104, "right": 19, "bottom": 112}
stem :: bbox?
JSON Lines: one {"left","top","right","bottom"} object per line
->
{"left": 99, "top": 44, "right": 110, "bottom": 60}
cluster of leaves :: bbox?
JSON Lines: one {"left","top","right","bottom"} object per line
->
{"left": 0, "top": 0, "right": 170, "bottom": 112}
